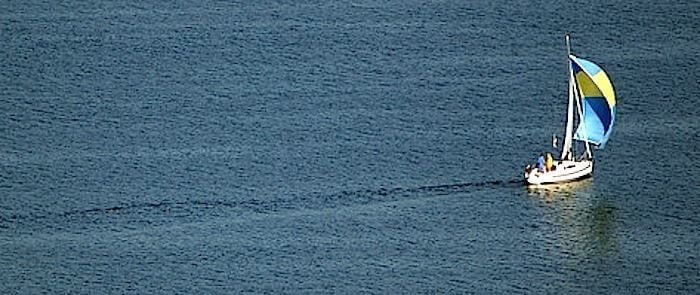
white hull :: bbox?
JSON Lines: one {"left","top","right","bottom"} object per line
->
{"left": 524, "top": 160, "right": 593, "bottom": 185}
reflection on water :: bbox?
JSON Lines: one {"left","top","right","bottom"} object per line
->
{"left": 526, "top": 178, "right": 595, "bottom": 202}
{"left": 528, "top": 179, "right": 619, "bottom": 269}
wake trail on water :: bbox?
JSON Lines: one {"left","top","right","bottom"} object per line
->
{"left": 1, "top": 178, "right": 524, "bottom": 229}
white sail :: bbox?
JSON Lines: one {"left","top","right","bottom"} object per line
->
{"left": 560, "top": 36, "right": 575, "bottom": 161}
{"left": 571, "top": 60, "right": 593, "bottom": 159}
{"left": 561, "top": 73, "right": 575, "bottom": 161}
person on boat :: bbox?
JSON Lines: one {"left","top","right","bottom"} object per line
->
{"left": 537, "top": 154, "right": 545, "bottom": 173}
{"left": 546, "top": 153, "right": 554, "bottom": 172}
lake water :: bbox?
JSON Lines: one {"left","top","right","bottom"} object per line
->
{"left": 1, "top": 0, "right": 699, "bottom": 293}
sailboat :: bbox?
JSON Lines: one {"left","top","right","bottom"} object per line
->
{"left": 525, "top": 35, "right": 616, "bottom": 185}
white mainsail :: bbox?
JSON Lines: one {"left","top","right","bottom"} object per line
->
{"left": 560, "top": 35, "right": 575, "bottom": 161}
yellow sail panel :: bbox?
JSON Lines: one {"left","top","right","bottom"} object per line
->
{"left": 591, "top": 72, "right": 615, "bottom": 107}
{"left": 575, "top": 71, "right": 603, "bottom": 97}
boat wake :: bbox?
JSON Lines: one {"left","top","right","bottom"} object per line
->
{"left": 2, "top": 178, "right": 523, "bottom": 230}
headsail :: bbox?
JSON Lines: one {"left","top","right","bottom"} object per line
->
{"left": 570, "top": 55, "right": 616, "bottom": 148}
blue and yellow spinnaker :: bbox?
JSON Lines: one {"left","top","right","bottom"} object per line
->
{"left": 570, "top": 55, "right": 616, "bottom": 148}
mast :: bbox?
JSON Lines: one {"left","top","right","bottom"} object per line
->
{"left": 560, "top": 34, "right": 575, "bottom": 161}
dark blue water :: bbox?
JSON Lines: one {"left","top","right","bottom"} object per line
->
{"left": 2, "top": 0, "right": 699, "bottom": 293}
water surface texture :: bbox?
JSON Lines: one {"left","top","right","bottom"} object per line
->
{"left": 2, "top": 0, "right": 699, "bottom": 293}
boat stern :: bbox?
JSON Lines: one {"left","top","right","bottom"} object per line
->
{"left": 523, "top": 165, "right": 542, "bottom": 185}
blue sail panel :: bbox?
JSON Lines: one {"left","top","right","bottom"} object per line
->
{"left": 574, "top": 98, "right": 616, "bottom": 147}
